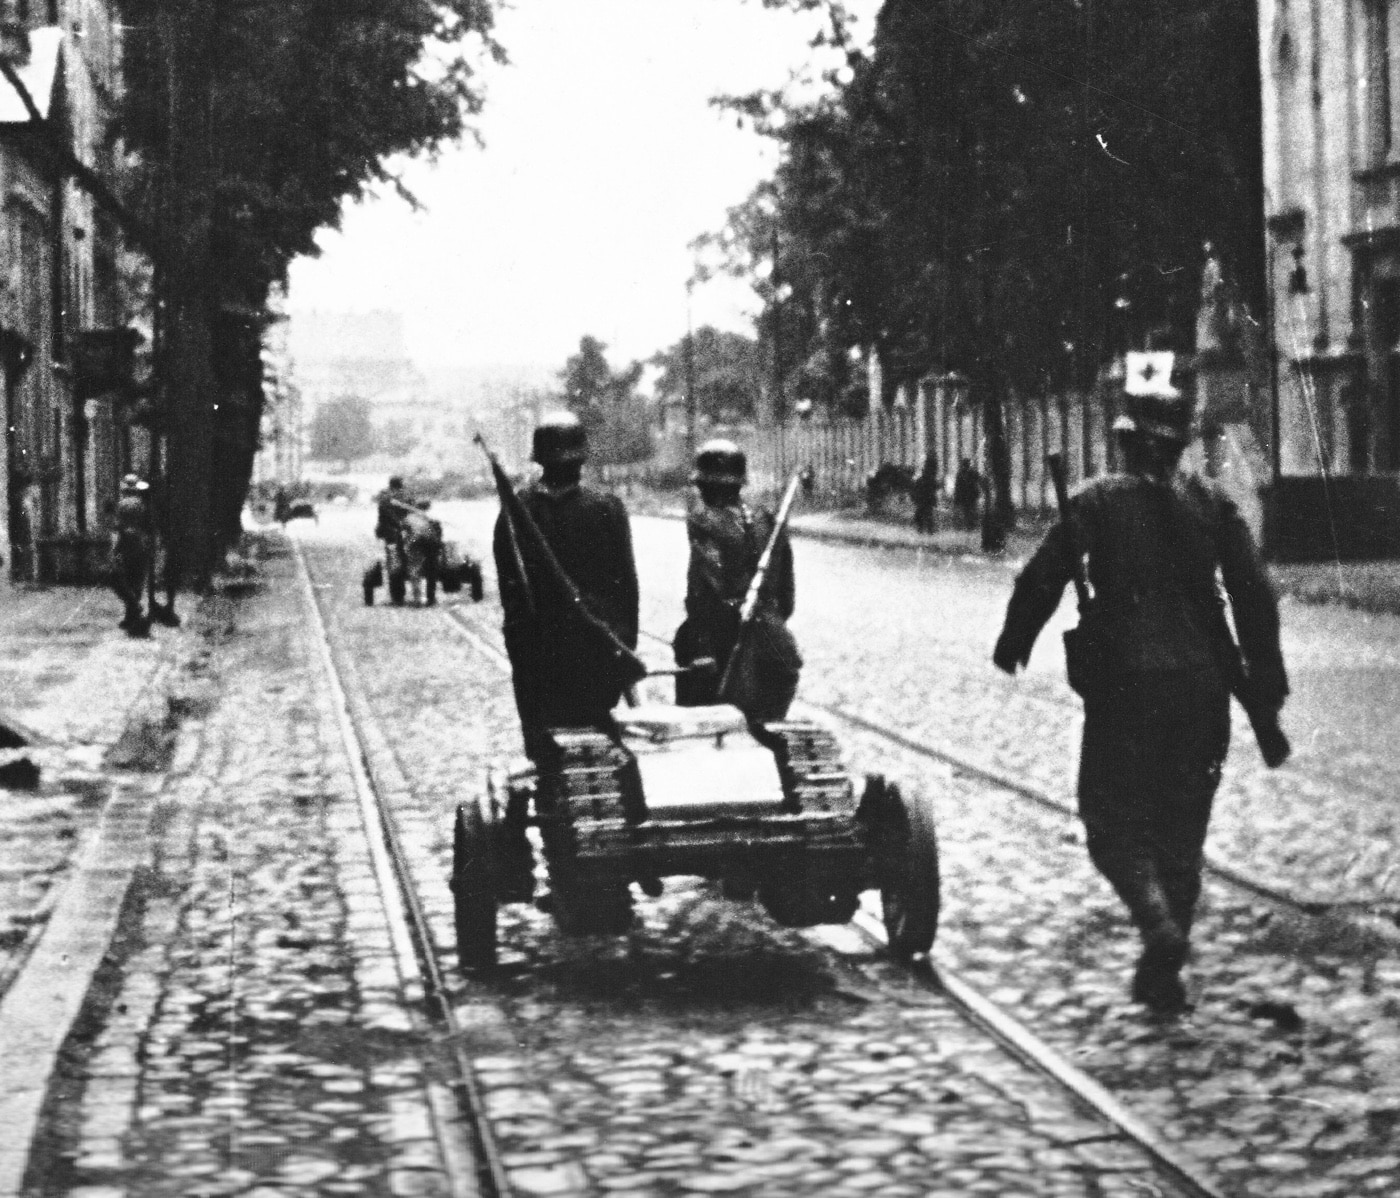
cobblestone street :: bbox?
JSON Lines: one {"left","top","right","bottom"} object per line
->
{"left": 5, "top": 499, "right": 1400, "bottom": 1197}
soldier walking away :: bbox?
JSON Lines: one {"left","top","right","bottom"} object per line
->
{"left": 992, "top": 354, "right": 1289, "bottom": 1014}
{"left": 491, "top": 412, "right": 641, "bottom": 759}
{"left": 109, "top": 474, "right": 153, "bottom": 638}
{"left": 674, "top": 439, "right": 801, "bottom": 723}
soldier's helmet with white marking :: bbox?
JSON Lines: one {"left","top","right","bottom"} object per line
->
{"left": 1113, "top": 351, "right": 1194, "bottom": 444}
{"left": 691, "top": 439, "right": 747, "bottom": 486}
{"left": 532, "top": 411, "right": 589, "bottom": 465}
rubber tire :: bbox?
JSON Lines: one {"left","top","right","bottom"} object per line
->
{"left": 468, "top": 565, "right": 484, "bottom": 603}
{"left": 388, "top": 572, "right": 407, "bottom": 606}
{"left": 878, "top": 781, "right": 941, "bottom": 960}
{"left": 453, "top": 804, "right": 498, "bottom": 970}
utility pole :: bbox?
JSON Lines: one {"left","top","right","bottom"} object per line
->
{"left": 685, "top": 279, "right": 696, "bottom": 461}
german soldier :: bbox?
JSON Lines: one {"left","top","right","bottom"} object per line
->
{"left": 992, "top": 355, "right": 1288, "bottom": 1013}
{"left": 674, "top": 438, "right": 801, "bottom": 722}
{"left": 493, "top": 412, "right": 640, "bottom": 757}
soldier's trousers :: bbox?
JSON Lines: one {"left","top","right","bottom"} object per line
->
{"left": 1077, "top": 672, "right": 1230, "bottom": 940}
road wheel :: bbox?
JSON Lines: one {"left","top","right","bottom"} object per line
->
{"left": 875, "top": 780, "right": 940, "bottom": 960}
{"left": 452, "top": 803, "right": 497, "bottom": 970}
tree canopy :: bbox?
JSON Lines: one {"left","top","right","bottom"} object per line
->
{"left": 710, "top": 0, "right": 1265, "bottom": 403}
{"left": 651, "top": 326, "right": 764, "bottom": 425}
{"left": 557, "top": 336, "right": 650, "bottom": 466}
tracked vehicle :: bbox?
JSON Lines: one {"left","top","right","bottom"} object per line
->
{"left": 450, "top": 702, "right": 940, "bottom": 969}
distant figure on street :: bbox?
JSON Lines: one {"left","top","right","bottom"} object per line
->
{"left": 374, "top": 475, "right": 413, "bottom": 543}
{"left": 493, "top": 412, "right": 640, "bottom": 758}
{"left": 674, "top": 438, "right": 801, "bottom": 723}
{"left": 912, "top": 450, "right": 939, "bottom": 533}
{"left": 952, "top": 458, "right": 981, "bottom": 529}
{"left": 992, "top": 358, "right": 1288, "bottom": 1014}
{"left": 109, "top": 473, "right": 153, "bottom": 637}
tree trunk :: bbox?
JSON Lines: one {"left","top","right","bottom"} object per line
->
{"left": 154, "top": 0, "right": 219, "bottom": 590}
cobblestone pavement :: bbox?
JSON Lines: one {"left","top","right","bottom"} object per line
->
{"left": 0, "top": 585, "right": 190, "bottom": 998}
{"left": 305, "top": 510, "right": 1198, "bottom": 1198}
{"left": 431, "top": 498, "right": 1400, "bottom": 1198}
{"left": 24, "top": 539, "right": 459, "bottom": 1196}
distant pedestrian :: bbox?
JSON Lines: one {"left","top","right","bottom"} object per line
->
{"left": 912, "top": 450, "right": 939, "bottom": 533}
{"left": 952, "top": 458, "right": 980, "bottom": 529}
{"left": 109, "top": 474, "right": 152, "bottom": 637}
{"left": 992, "top": 357, "right": 1288, "bottom": 1013}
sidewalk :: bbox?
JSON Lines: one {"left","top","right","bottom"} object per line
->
{"left": 642, "top": 495, "right": 1400, "bottom": 617}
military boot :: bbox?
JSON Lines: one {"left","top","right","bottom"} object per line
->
{"left": 1131, "top": 920, "right": 1190, "bottom": 1014}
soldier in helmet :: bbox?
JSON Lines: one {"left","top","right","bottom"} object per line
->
{"left": 493, "top": 412, "right": 640, "bottom": 758}
{"left": 992, "top": 357, "right": 1287, "bottom": 1013}
{"left": 675, "top": 438, "right": 800, "bottom": 722}
{"left": 375, "top": 475, "right": 412, "bottom": 543}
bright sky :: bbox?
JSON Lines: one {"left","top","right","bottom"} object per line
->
{"left": 285, "top": 0, "right": 875, "bottom": 381}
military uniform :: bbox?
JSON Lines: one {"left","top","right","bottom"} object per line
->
{"left": 996, "top": 462, "right": 1286, "bottom": 1007}
{"left": 494, "top": 479, "right": 639, "bottom": 749}
{"left": 676, "top": 499, "right": 798, "bottom": 718}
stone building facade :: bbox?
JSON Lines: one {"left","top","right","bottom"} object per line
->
{"left": 0, "top": 1, "right": 141, "bottom": 584}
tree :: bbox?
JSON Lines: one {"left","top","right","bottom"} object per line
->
{"left": 712, "top": 0, "right": 1265, "bottom": 534}
{"left": 114, "top": 0, "right": 504, "bottom": 582}
{"left": 556, "top": 336, "right": 649, "bottom": 464}
{"left": 309, "top": 395, "right": 376, "bottom": 470}
{"left": 651, "top": 326, "right": 763, "bottom": 425}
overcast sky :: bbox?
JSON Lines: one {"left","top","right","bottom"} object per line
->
{"left": 284, "top": 0, "right": 876, "bottom": 381}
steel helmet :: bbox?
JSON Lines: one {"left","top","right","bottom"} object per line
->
{"left": 1114, "top": 351, "right": 1194, "bottom": 443}
{"left": 532, "top": 411, "right": 589, "bottom": 465}
{"left": 691, "top": 438, "right": 747, "bottom": 486}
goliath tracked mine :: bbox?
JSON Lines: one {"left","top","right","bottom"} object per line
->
{"left": 450, "top": 703, "right": 940, "bottom": 969}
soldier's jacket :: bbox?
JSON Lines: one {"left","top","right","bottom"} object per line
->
{"left": 493, "top": 481, "right": 639, "bottom": 650}
{"left": 997, "top": 472, "right": 1287, "bottom": 707}
{"left": 684, "top": 502, "right": 794, "bottom": 643}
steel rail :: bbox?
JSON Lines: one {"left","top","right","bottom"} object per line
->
{"left": 841, "top": 906, "right": 1233, "bottom": 1198}
{"left": 293, "top": 541, "right": 513, "bottom": 1198}
{"left": 440, "top": 602, "right": 1226, "bottom": 1198}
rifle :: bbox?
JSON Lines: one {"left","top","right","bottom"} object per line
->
{"left": 474, "top": 434, "right": 645, "bottom": 689}
{"left": 718, "top": 472, "right": 803, "bottom": 704}
{"left": 1046, "top": 453, "right": 1101, "bottom": 696}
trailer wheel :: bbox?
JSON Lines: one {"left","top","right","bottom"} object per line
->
{"left": 452, "top": 803, "right": 497, "bottom": 970}
{"left": 388, "top": 572, "right": 406, "bottom": 606}
{"left": 875, "top": 779, "right": 940, "bottom": 959}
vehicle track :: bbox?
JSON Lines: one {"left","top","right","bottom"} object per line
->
{"left": 436, "top": 601, "right": 1227, "bottom": 1198}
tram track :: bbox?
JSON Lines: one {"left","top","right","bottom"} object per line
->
{"left": 294, "top": 541, "right": 517, "bottom": 1198}
{"left": 434, "top": 600, "right": 1228, "bottom": 1198}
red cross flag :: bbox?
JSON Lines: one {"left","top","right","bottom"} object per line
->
{"left": 1124, "top": 351, "right": 1180, "bottom": 398}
